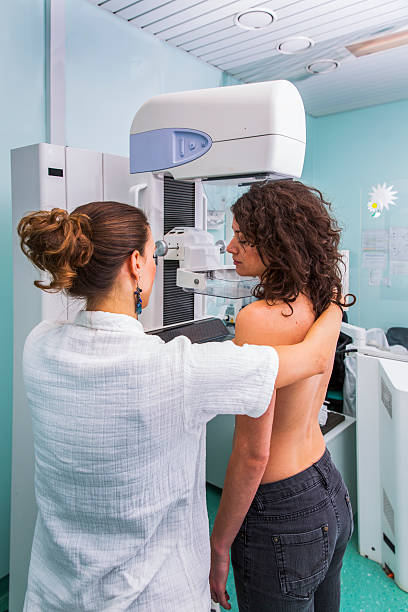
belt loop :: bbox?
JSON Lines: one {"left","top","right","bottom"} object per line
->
{"left": 314, "top": 462, "right": 329, "bottom": 489}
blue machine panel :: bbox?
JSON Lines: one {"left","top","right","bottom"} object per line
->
{"left": 130, "top": 128, "right": 212, "bottom": 174}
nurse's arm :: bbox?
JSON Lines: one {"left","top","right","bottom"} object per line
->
{"left": 273, "top": 302, "right": 342, "bottom": 387}
{"left": 233, "top": 301, "right": 342, "bottom": 388}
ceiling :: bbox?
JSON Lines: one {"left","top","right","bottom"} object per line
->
{"left": 87, "top": 0, "right": 408, "bottom": 116}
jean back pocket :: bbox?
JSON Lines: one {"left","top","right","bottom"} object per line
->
{"left": 272, "top": 525, "right": 329, "bottom": 601}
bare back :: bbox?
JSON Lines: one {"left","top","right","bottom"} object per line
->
{"left": 236, "top": 296, "right": 335, "bottom": 483}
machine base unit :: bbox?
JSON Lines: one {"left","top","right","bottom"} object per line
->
{"left": 206, "top": 411, "right": 357, "bottom": 511}
{"left": 355, "top": 349, "right": 408, "bottom": 593}
{"left": 356, "top": 352, "right": 383, "bottom": 564}
{"left": 379, "top": 360, "right": 408, "bottom": 593}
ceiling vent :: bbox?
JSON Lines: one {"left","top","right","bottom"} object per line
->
{"left": 277, "top": 37, "right": 315, "bottom": 54}
{"left": 306, "top": 59, "right": 340, "bottom": 74}
{"left": 234, "top": 8, "right": 276, "bottom": 30}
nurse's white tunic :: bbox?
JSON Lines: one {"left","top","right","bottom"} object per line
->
{"left": 23, "top": 311, "right": 278, "bottom": 611}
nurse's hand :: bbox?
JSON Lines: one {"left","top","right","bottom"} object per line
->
{"left": 209, "top": 544, "right": 231, "bottom": 610}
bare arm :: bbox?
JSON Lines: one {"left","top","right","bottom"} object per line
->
{"left": 274, "top": 302, "right": 342, "bottom": 387}
{"left": 234, "top": 301, "right": 342, "bottom": 388}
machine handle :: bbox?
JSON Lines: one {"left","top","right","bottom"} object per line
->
{"left": 154, "top": 240, "right": 168, "bottom": 257}
{"left": 202, "top": 191, "right": 208, "bottom": 229}
{"left": 153, "top": 240, "right": 168, "bottom": 265}
{"left": 215, "top": 240, "right": 227, "bottom": 254}
{"left": 129, "top": 183, "right": 147, "bottom": 207}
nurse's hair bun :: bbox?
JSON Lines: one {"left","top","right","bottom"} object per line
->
{"left": 17, "top": 208, "right": 93, "bottom": 292}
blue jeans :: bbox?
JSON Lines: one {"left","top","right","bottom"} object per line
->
{"left": 231, "top": 449, "right": 353, "bottom": 611}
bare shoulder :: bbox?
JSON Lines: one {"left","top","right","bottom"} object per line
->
{"left": 234, "top": 300, "right": 284, "bottom": 346}
{"left": 236, "top": 299, "right": 280, "bottom": 327}
{"left": 235, "top": 296, "right": 315, "bottom": 347}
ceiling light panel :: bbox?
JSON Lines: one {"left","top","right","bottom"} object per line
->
{"left": 153, "top": 0, "right": 265, "bottom": 37}
{"left": 196, "top": 0, "right": 408, "bottom": 64}
{"left": 297, "top": 43, "right": 408, "bottom": 117}
{"left": 229, "top": 40, "right": 350, "bottom": 81}
{"left": 179, "top": 0, "right": 312, "bottom": 54}
{"left": 228, "top": 49, "right": 325, "bottom": 81}
{"left": 206, "top": 9, "right": 408, "bottom": 69}
{"left": 128, "top": 0, "right": 264, "bottom": 32}
{"left": 347, "top": 28, "right": 408, "bottom": 56}
{"left": 187, "top": 0, "right": 355, "bottom": 58}
{"left": 89, "top": 0, "right": 408, "bottom": 118}
{"left": 97, "top": 1, "right": 140, "bottom": 12}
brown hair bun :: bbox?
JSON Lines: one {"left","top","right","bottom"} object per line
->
{"left": 17, "top": 208, "right": 93, "bottom": 292}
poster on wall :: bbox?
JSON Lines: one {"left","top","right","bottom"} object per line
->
{"left": 362, "top": 180, "right": 408, "bottom": 292}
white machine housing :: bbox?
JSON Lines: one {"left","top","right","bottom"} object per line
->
{"left": 130, "top": 80, "right": 306, "bottom": 182}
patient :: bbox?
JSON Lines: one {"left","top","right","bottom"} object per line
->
{"left": 209, "top": 180, "right": 355, "bottom": 611}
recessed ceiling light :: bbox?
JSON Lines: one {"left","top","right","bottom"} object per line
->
{"left": 306, "top": 59, "right": 340, "bottom": 74}
{"left": 277, "top": 36, "right": 315, "bottom": 54}
{"left": 234, "top": 8, "right": 276, "bottom": 30}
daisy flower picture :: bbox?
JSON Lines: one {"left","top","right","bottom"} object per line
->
{"left": 367, "top": 183, "right": 398, "bottom": 218}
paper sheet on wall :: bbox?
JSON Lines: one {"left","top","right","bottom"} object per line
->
{"left": 369, "top": 268, "right": 384, "bottom": 286}
{"left": 362, "top": 252, "right": 387, "bottom": 269}
{"left": 390, "top": 261, "right": 408, "bottom": 276}
{"left": 362, "top": 229, "right": 389, "bottom": 286}
{"left": 362, "top": 229, "right": 389, "bottom": 250}
{"left": 389, "top": 227, "right": 408, "bottom": 261}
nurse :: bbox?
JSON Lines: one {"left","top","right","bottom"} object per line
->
{"left": 18, "top": 201, "right": 342, "bottom": 612}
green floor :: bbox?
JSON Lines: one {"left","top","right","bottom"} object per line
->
{"left": 2, "top": 489, "right": 407, "bottom": 612}
{"left": 206, "top": 484, "right": 408, "bottom": 612}
{"left": 0, "top": 575, "right": 8, "bottom": 612}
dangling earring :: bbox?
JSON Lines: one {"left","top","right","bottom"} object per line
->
{"left": 134, "top": 286, "right": 143, "bottom": 315}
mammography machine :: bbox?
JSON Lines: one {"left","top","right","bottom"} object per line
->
{"left": 341, "top": 323, "right": 408, "bottom": 592}
{"left": 12, "top": 79, "right": 348, "bottom": 610}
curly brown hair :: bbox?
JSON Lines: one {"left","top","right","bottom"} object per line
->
{"left": 231, "top": 180, "right": 355, "bottom": 317}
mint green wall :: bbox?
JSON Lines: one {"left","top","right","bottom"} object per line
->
{"left": 306, "top": 100, "right": 408, "bottom": 331}
{"left": 65, "top": 0, "right": 239, "bottom": 156}
{"left": 301, "top": 114, "right": 317, "bottom": 186}
{"left": 0, "top": 0, "right": 46, "bottom": 578}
